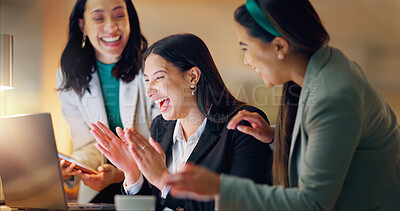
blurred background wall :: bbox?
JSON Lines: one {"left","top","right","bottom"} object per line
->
{"left": 0, "top": 0, "right": 399, "bottom": 155}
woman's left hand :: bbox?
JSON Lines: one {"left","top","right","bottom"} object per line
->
{"left": 124, "top": 128, "right": 170, "bottom": 190}
{"left": 77, "top": 164, "right": 125, "bottom": 192}
{"left": 165, "top": 163, "right": 220, "bottom": 202}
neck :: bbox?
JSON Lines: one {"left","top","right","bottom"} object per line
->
{"left": 95, "top": 52, "right": 119, "bottom": 64}
{"left": 287, "top": 51, "right": 309, "bottom": 87}
{"left": 179, "top": 108, "right": 205, "bottom": 141}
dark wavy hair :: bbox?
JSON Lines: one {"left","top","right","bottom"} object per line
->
{"left": 144, "top": 33, "right": 244, "bottom": 123}
{"left": 59, "top": 0, "right": 147, "bottom": 97}
{"left": 234, "top": 0, "right": 329, "bottom": 187}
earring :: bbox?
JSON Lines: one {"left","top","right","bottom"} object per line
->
{"left": 81, "top": 34, "right": 87, "bottom": 48}
{"left": 277, "top": 54, "right": 284, "bottom": 60}
{"left": 190, "top": 84, "right": 197, "bottom": 96}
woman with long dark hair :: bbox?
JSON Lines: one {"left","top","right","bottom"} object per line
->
{"left": 90, "top": 33, "right": 273, "bottom": 210}
{"left": 164, "top": 0, "right": 400, "bottom": 210}
{"left": 56, "top": 0, "right": 157, "bottom": 203}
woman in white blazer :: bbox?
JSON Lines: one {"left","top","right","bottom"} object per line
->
{"left": 56, "top": 0, "right": 158, "bottom": 203}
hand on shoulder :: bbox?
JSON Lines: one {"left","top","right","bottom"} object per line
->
{"left": 227, "top": 108, "right": 274, "bottom": 143}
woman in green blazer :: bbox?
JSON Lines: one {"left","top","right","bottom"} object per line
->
{"left": 165, "top": 0, "right": 400, "bottom": 210}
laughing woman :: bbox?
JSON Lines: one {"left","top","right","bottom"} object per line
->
{"left": 90, "top": 33, "right": 273, "bottom": 211}
{"left": 57, "top": 0, "right": 157, "bottom": 203}
{"left": 164, "top": 0, "right": 400, "bottom": 210}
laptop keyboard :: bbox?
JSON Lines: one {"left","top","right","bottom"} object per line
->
{"left": 68, "top": 203, "right": 115, "bottom": 210}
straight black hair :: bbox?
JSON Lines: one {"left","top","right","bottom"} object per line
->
{"left": 234, "top": 0, "right": 329, "bottom": 187}
{"left": 144, "top": 33, "right": 244, "bottom": 123}
{"left": 59, "top": 0, "right": 147, "bottom": 97}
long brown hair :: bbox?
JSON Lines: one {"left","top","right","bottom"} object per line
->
{"left": 273, "top": 82, "right": 301, "bottom": 186}
{"left": 234, "top": 0, "right": 329, "bottom": 187}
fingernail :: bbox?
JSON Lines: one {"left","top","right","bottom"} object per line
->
{"left": 237, "top": 125, "right": 243, "bottom": 131}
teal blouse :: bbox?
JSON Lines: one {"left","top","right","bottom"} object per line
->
{"left": 96, "top": 60, "right": 123, "bottom": 134}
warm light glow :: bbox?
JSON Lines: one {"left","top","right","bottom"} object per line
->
{"left": 0, "top": 86, "right": 14, "bottom": 91}
{"left": 0, "top": 113, "right": 28, "bottom": 118}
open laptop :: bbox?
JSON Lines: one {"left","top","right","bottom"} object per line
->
{"left": 0, "top": 113, "right": 114, "bottom": 210}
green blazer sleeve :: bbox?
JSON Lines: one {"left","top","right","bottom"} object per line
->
{"left": 219, "top": 95, "right": 362, "bottom": 210}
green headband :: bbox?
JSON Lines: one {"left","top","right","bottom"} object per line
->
{"left": 245, "top": 0, "right": 281, "bottom": 37}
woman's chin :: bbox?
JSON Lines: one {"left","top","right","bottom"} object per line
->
{"left": 161, "top": 112, "right": 174, "bottom": 121}
{"left": 262, "top": 79, "right": 275, "bottom": 88}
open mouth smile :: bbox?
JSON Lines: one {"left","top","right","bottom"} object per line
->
{"left": 101, "top": 35, "right": 121, "bottom": 43}
{"left": 154, "top": 97, "right": 170, "bottom": 112}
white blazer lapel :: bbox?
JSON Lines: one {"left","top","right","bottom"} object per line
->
{"left": 119, "top": 78, "right": 139, "bottom": 129}
{"left": 80, "top": 71, "right": 109, "bottom": 127}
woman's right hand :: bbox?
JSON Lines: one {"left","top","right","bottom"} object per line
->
{"left": 60, "top": 159, "right": 80, "bottom": 180}
{"left": 89, "top": 122, "right": 140, "bottom": 179}
{"left": 165, "top": 163, "right": 220, "bottom": 202}
{"left": 227, "top": 110, "right": 275, "bottom": 143}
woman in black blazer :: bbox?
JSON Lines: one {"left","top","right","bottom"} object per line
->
{"left": 90, "top": 33, "right": 272, "bottom": 211}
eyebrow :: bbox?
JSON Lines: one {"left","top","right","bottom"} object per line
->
{"left": 91, "top": 6, "right": 125, "bottom": 14}
{"left": 144, "top": 70, "right": 167, "bottom": 77}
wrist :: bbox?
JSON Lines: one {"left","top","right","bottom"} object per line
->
{"left": 154, "top": 170, "right": 171, "bottom": 191}
{"left": 213, "top": 174, "right": 221, "bottom": 198}
{"left": 265, "top": 127, "right": 275, "bottom": 143}
{"left": 124, "top": 171, "right": 141, "bottom": 186}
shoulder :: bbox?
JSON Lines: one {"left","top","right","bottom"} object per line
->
{"left": 223, "top": 105, "right": 272, "bottom": 156}
{"left": 234, "top": 105, "right": 270, "bottom": 125}
{"left": 56, "top": 67, "right": 96, "bottom": 91}
{"left": 306, "top": 46, "right": 368, "bottom": 108}
{"left": 238, "top": 105, "right": 265, "bottom": 114}
{"left": 303, "top": 47, "right": 368, "bottom": 127}
{"left": 56, "top": 68, "right": 63, "bottom": 88}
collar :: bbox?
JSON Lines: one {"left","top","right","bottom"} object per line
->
{"left": 303, "top": 45, "right": 332, "bottom": 87}
{"left": 173, "top": 117, "right": 208, "bottom": 144}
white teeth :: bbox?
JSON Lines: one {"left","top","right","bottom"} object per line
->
{"left": 154, "top": 97, "right": 168, "bottom": 104}
{"left": 101, "top": 35, "right": 121, "bottom": 43}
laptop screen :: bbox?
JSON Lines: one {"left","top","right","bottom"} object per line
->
{"left": 0, "top": 113, "right": 67, "bottom": 210}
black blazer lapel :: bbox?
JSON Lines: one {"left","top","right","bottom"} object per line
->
{"left": 187, "top": 120, "right": 223, "bottom": 164}
{"left": 158, "top": 121, "right": 175, "bottom": 166}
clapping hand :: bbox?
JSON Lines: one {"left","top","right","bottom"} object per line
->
{"left": 122, "top": 128, "right": 170, "bottom": 190}
{"left": 90, "top": 122, "right": 140, "bottom": 178}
